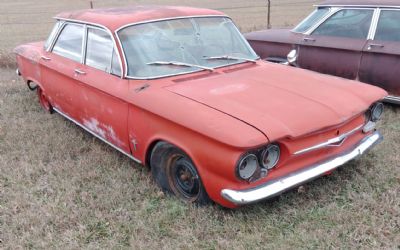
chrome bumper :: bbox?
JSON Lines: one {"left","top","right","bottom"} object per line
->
{"left": 221, "top": 131, "right": 382, "bottom": 205}
{"left": 384, "top": 95, "right": 400, "bottom": 105}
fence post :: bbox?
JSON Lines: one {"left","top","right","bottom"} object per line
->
{"left": 267, "top": 0, "right": 271, "bottom": 29}
{"left": 90, "top": 1, "right": 94, "bottom": 9}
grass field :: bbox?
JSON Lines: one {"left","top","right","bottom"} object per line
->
{"left": 0, "top": 0, "right": 399, "bottom": 249}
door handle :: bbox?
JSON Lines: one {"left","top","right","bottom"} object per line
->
{"left": 303, "top": 37, "right": 316, "bottom": 42}
{"left": 74, "top": 69, "right": 86, "bottom": 75}
{"left": 41, "top": 56, "right": 51, "bottom": 61}
{"left": 367, "top": 44, "right": 384, "bottom": 50}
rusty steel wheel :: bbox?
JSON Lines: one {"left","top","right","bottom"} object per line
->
{"left": 37, "top": 87, "right": 53, "bottom": 113}
{"left": 150, "top": 142, "right": 210, "bottom": 205}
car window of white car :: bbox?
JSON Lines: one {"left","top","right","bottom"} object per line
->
{"left": 312, "top": 9, "right": 374, "bottom": 39}
{"left": 374, "top": 10, "right": 400, "bottom": 42}
{"left": 85, "top": 28, "right": 120, "bottom": 75}
{"left": 52, "top": 23, "right": 84, "bottom": 62}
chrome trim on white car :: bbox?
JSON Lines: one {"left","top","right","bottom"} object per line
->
{"left": 221, "top": 131, "right": 382, "bottom": 205}
{"left": 53, "top": 107, "right": 142, "bottom": 164}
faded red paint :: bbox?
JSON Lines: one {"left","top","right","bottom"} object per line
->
{"left": 15, "top": 6, "right": 387, "bottom": 208}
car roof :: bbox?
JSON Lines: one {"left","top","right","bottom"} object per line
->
{"left": 55, "top": 5, "right": 226, "bottom": 32}
{"left": 318, "top": 0, "right": 400, "bottom": 8}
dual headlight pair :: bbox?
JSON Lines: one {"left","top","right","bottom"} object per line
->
{"left": 237, "top": 144, "right": 280, "bottom": 182}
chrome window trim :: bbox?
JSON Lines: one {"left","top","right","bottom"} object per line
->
{"left": 369, "top": 8, "right": 381, "bottom": 40}
{"left": 114, "top": 15, "right": 260, "bottom": 80}
{"left": 316, "top": 4, "right": 400, "bottom": 9}
{"left": 85, "top": 25, "right": 116, "bottom": 74}
{"left": 305, "top": 7, "right": 377, "bottom": 37}
{"left": 371, "top": 8, "right": 400, "bottom": 41}
{"left": 51, "top": 22, "right": 86, "bottom": 63}
{"left": 54, "top": 17, "right": 124, "bottom": 79}
{"left": 292, "top": 7, "right": 334, "bottom": 34}
{"left": 81, "top": 24, "right": 88, "bottom": 65}
{"left": 46, "top": 20, "right": 65, "bottom": 52}
{"left": 53, "top": 107, "right": 142, "bottom": 164}
{"left": 303, "top": 7, "right": 340, "bottom": 35}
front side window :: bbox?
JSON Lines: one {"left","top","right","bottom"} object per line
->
{"left": 52, "top": 23, "right": 84, "bottom": 62}
{"left": 375, "top": 10, "right": 400, "bottom": 42}
{"left": 293, "top": 7, "right": 330, "bottom": 33}
{"left": 313, "top": 9, "right": 374, "bottom": 39}
{"left": 85, "top": 28, "right": 114, "bottom": 72}
{"left": 118, "top": 17, "right": 258, "bottom": 78}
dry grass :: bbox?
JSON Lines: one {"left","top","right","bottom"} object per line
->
{"left": 0, "top": 0, "right": 399, "bottom": 249}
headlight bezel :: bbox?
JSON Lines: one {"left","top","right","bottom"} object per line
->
{"left": 260, "top": 144, "right": 281, "bottom": 170}
{"left": 236, "top": 143, "right": 281, "bottom": 182}
{"left": 370, "top": 102, "right": 384, "bottom": 122}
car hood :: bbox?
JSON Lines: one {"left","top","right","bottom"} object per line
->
{"left": 165, "top": 63, "right": 387, "bottom": 141}
{"left": 245, "top": 28, "right": 302, "bottom": 44}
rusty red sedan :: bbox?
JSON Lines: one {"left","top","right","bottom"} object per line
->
{"left": 246, "top": 0, "right": 400, "bottom": 104}
{"left": 15, "top": 6, "right": 387, "bottom": 208}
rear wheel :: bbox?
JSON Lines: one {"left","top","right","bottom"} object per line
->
{"left": 150, "top": 142, "right": 210, "bottom": 205}
{"left": 37, "top": 87, "right": 53, "bottom": 113}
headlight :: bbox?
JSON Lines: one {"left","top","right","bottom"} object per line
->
{"left": 261, "top": 144, "right": 280, "bottom": 169}
{"left": 237, "top": 154, "right": 258, "bottom": 180}
{"left": 371, "top": 102, "right": 384, "bottom": 121}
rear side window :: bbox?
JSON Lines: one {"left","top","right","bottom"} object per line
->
{"left": 375, "top": 10, "right": 400, "bottom": 42}
{"left": 52, "top": 23, "right": 84, "bottom": 62}
{"left": 312, "top": 9, "right": 374, "bottom": 39}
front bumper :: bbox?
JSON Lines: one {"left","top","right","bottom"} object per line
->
{"left": 221, "top": 131, "right": 382, "bottom": 205}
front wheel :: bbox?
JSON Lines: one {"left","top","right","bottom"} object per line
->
{"left": 150, "top": 142, "right": 210, "bottom": 205}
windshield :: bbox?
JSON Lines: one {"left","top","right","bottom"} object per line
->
{"left": 293, "top": 7, "right": 330, "bottom": 33}
{"left": 118, "top": 17, "right": 259, "bottom": 79}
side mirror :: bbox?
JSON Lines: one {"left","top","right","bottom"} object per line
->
{"left": 287, "top": 49, "right": 298, "bottom": 66}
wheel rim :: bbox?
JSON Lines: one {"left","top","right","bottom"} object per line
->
{"left": 168, "top": 154, "right": 201, "bottom": 201}
{"left": 37, "top": 88, "right": 51, "bottom": 111}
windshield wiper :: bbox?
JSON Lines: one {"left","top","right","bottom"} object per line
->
{"left": 203, "top": 55, "right": 257, "bottom": 63}
{"left": 147, "top": 61, "right": 214, "bottom": 72}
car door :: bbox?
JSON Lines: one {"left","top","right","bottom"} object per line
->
{"left": 297, "top": 8, "right": 374, "bottom": 80}
{"left": 40, "top": 22, "right": 85, "bottom": 118}
{"left": 359, "top": 9, "right": 400, "bottom": 97}
{"left": 76, "top": 26, "right": 131, "bottom": 153}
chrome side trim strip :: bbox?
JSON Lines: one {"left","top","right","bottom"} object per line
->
{"left": 294, "top": 124, "right": 364, "bottom": 155}
{"left": 221, "top": 131, "right": 382, "bottom": 205}
{"left": 53, "top": 107, "right": 142, "bottom": 164}
{"left": 384, "top": 95, "right": 400, "bottom": 105}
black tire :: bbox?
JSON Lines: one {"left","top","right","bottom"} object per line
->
{"left": 150, "top": 142, "right": 210, "bottom": 205}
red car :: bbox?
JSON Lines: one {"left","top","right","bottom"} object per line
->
{"left": 15, "top": 6, "right": 387, "bottom": 208}
{"left": 246, "top": 0, "right": 400, "bottom": 104}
